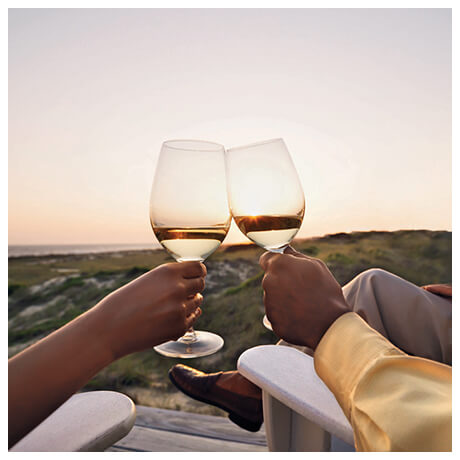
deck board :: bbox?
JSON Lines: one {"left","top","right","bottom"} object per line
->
{"left": 108, "top": 406, "right": 267, "bottom": 452}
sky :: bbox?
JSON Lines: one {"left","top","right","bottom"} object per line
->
{"left": 8, "top": 8, "right": 452, "bottom": 245}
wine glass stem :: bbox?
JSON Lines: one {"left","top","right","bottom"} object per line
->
{"left": 269, "top": 245, "right": 288, "bottom": 254}
{"left": 179, "top": 328, "right": 198, "bottom": 344}
{"left": 176, "top": 259, "right": 203, "bottom": 345}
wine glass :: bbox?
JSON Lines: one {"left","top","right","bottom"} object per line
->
{"left": 150, "top": 139, "right": 231, "bottom": 358}
{"left": 225, "top": 138, "right": 305, "bottom": 330}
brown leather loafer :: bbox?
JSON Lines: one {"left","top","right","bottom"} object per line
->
{"left": 169, "top": 364, "right": 263, "bottom": 432}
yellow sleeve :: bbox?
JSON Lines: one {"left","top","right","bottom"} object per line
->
{"left": 314, "top": 312, "right": 452, "bottom": 452}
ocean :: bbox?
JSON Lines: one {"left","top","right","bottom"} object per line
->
{"left": 8, "top": 243, "right": 159, "bottom": 258}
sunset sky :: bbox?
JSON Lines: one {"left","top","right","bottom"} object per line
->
{"left": 8, "top": 8, "right": 451, "bottom": 246}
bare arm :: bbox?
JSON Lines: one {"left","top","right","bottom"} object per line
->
{"left": 8, "top": 262, "right": 205, "bottom": 448}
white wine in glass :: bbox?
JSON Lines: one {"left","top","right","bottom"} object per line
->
{"left": 150, "top": 139, "right": 231, "bottom": 358}
{"left": 232, "top": 215, "right": 303, "bottom": 252}
{"left": 226, "top": 138, "right": 305, "bottom": 329}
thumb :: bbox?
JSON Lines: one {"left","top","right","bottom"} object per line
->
{"left": 259, "top": 251, "right": 279, "bottom": 271}
{"left": 185, "top": 307, "right": 202, "bottom": 329}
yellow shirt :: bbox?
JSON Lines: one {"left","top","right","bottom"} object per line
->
{"left": 314, "top": 312, "right": 452, "bottom": 452}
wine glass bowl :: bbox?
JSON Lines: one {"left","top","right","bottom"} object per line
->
{"left": 226, "top": 138, "right": 305, "bottom": 328}
{"left": 150, "top": 139, "right": 230, "bottom": 358}
{"left": 226, "top": 138, "right": 305, "bottom": 252}
{"left": 232, "top": 213, "right": 304, "bottom": 253}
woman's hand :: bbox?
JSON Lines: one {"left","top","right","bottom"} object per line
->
{"left": 260, "top": 247, "right": 350, "bottom": 350}
{"left": 421, "top": 284, "right": 452, "bottom": 298}
{"left": 96, "top": 262, "right": 206, "bottom": 359}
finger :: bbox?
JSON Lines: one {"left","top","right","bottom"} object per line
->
{"left": 184, "top": 293, "right": 203, "bottom": 316}
{"left": 185, "top": 307, "right": 202, "bottom": 329}
{"left": 284, "top": 245, "right": 311, "bottom": 259}
{"left": 181, "top": 261, "right": 207, "bottom": 279}
{"left": 262, "top": 291, "right": 270, "bottom": 314}
{"left": 183, "top": 276, "right": 205, "bottom": 295}
{"left": 259, "top": 251, "right": 281, "bottom": 271}
{"left": 263, "top": 295, "right": 275, "bottom": 327}
{"left": 261, "top": 273, "right": 277, "bottom": 293}
{"left": 435, "top": 290, "right": 452, "bottom": 297}
{"left": 423, "top": 285, "right": 452, "bottom": 297}
{"left": 283, "top": 245, "right": 298, "bottom": 255}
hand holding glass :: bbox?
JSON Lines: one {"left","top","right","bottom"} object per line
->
{"left": 150, "top": 140, "right": 230, "bottom": 358}
{"left": 226, "top": 138, "right": 305, "bottom": 329}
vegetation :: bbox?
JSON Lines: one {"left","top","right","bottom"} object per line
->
{"left": 8, "top": 230, "right": 451, "bottom": 415}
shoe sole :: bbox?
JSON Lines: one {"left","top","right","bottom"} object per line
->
{"left": 168, "top": 370, "right": 263, "bottom": 433}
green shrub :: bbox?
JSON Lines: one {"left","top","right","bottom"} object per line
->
{"left": 125, "top": 266, "right": 150, "bottom": 277}
{"left": 94, "top": 269, "right": 119, "bottom": 277}
{"left": 8, "top": 284, "right": 23, "bottom": 296}
{"left": 8, "top": 306, "right": 84, "bottom": 346}
{"left": 326, "top": 252, "right": 354, "bottom": 265}
{"left": 301, "top": 246, "right": 319, "bottom": 256}
{"left": 223, "top": 272, "right": 263, "bottom": 296}
{"left": 421, "top": 244, "right": 442, "bottom": 259}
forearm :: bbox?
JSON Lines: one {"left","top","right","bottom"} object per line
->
{"left": 8, "top": 262, "right": 206, "bottom": 448}
{"left": 8, "top": 305, "right": 114, "bottom": 448}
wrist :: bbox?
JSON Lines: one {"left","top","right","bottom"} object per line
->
{"left": 313, "top": 300, "right": 351, "bottom": 349}
{"left": 90, "top": 297, "right": 123, "bottom": 362}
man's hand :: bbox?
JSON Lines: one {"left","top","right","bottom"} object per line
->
{"left": 421, "top": 284, "right": 452, "bottom": 298}
{"left": 260, "top": 247, "right": 350, "bottom": 350}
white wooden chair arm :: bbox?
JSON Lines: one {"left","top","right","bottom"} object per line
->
{"left": 238, "top": 345, "right": 354, "bottom": 447}
{"left": 10, "top": 391, "right": 136, "bottom": 452}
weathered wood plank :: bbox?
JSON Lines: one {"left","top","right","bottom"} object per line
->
{"left": 111, "top": 425, "right": 268, "bottom": 452}
{"left": 106, "top": 407, "right": 352, "bottom": 452}
{"left": 134, "top": 406, "right": 266, "bottom": 446}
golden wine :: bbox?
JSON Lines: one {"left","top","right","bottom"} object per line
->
{"left": 233, "top": 214, "right": 303, "bottom": 251}
{"left": 152, "top": 226, "right": 229, "bottom": 262}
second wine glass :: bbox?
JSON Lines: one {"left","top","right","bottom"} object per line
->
{"left": 225, "top": 138, "right": 305, "bottom": 329}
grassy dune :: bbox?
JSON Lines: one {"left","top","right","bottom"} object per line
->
{"left": 8, "top": 230, "right": 451, "bottom": 415}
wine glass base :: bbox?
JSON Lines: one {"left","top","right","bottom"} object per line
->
{"left": 153, "top": 330, "right": 224, "bottom": 358}
{"left": 263, "top": 315, "right": 273, "bottom": 331}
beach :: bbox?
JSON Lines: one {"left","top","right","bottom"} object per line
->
{"left": 8, "top": 230, "right": 452, "bottom": 415}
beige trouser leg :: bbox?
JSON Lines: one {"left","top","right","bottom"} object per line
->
{"left": 279, "top": 268, "right": 452, "bottom": 365}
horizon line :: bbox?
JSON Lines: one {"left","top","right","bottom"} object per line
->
{"left": 8, "top": 228, "right": 452, "bottom": 247}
